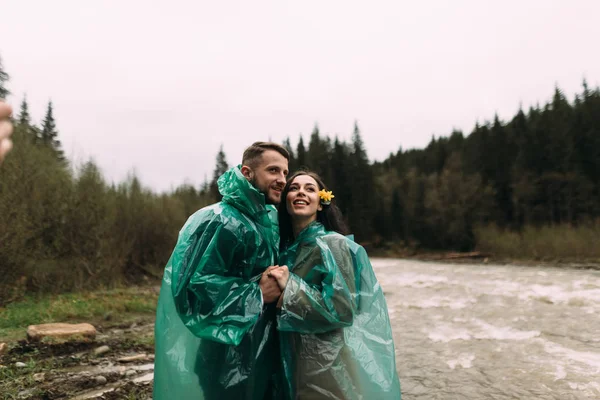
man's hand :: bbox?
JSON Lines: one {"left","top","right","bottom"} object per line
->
{"left": 268, "top": 265, "right": 290, "bottom": 291}
{"left": 259, "top": 266, "right": 282, "bottom": 303}
{"left": 0, "top": 101, "right": 13, "bottom": 164}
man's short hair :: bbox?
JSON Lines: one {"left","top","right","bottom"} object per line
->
{"left": 242, "top": 142, "right": 290, "bottom": 169}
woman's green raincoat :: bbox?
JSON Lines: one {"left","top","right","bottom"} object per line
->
{"left": 277, "top": 221, "right": 401, "bottom": 399}
{"left": 153, "top": 166, "right": 281, "bottom": 400}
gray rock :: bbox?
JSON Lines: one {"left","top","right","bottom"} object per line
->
{"left": 15, "top": 362, "right": 27, "bottom": 368}
{"left": 125, "top": 369, "right": 137, "bottom": 377}
{"left": 17, "top": 388, "right": 35, "bottom": 399}
{"left": 33, "top": 373, "right": 45, "bottom": 382}
{"left": 95, "top": 375, "right": 108, "bottom": 385}
{"left": 118, "top": 354, "right": 147, "bottom": 363}
{"left": 93, "top": 345, "right": 110, "bottom": 356}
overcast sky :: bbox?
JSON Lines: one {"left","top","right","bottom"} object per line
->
{"left": 1, "top": 1, "right": 599, "bottom": 191}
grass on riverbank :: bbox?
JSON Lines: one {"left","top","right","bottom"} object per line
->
{"left": 369, "top": 223, "right": 600, "bottom": 266}
{"left": 475, "top": 223, "right": 600, "bottom": 262}
{"left": 0, "top": 287, "right": 159, "bottom": 342}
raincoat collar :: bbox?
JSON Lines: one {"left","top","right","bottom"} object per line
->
{"left": 218, "top": 165, "right": 272, "bottom": 226}
{"left": 293, "top": 221, "right": 326, "bottom": 245}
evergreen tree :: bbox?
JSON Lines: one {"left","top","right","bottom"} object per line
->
{"left": 307, "top": 124, "right": 332, "bottom": 183}
{"left": 18, "top": 96, "right": 31, "bottom": 126}
{"left": 331, "top": 137, "right": 352, "bottom": 215}
{"left": 489, "top": 115, "right": 514, "bottom": 225}
{"left": 574, "top": 80, "right": 600, "bottom": 186}
{"left": 209, "top": 145, "right": 229, "bottom": 201}
{"left": 283, "top": 137, "right": 297, "bottom": 172}
{"left": 296, "top": 135, "right": 307, "bottom": 169}
{"left": 16, "top": 96, "right": 39, "bottom": 142}
{"left": 347, "top": 121, "right": 374, "bottom": 239}
{"left": 199, "top": 174, "right": 211, "bottom": 201}
{"left": 390, "top": 188, "right": 405, "bottom": 240}
{"left": 40, "top": 101, "right": 65, "bottom": 161}
{"left": 0, "top": 55, "right": 9, "bottom": 99}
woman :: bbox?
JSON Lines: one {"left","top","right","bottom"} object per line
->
{"left": 269, "top": 171, "right": 401, "bottom": 400}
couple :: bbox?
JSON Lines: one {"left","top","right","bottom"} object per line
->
{"left": 153, "top": 142, "right": 401, "bottom": 399}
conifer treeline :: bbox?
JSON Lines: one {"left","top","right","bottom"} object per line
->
{"left": 0, "top": 56, "right": 216, "bottom": 302}
{"left": 2, "top": 53, "right": 599, "bottom": 300}
{"left": 284, "top": 82, "right": 600, "bottom": 251}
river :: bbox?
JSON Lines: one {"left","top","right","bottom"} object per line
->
{"left": 372, "top": 259, "right": 600, "bottom": 399}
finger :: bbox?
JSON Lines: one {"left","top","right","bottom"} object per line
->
{"left": 0, "top": 102, "right": 13, "bottom": 119}
{"left": 269, "top": 270, "right": 282, "bottom": 279}
{"left": 0, "top": 138, "right": 13, "bottom": 158}
{"left": 0, "top": 120, "right": 13, "bottom": 141}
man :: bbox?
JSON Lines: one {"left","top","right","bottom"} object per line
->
{"left": 0, "top": 101, "right": 13, "bottom": 164}
{"left": 153, "top": 142, "right": 290, "bottom": 400}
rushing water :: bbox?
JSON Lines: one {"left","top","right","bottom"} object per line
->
{"left": 372, "top": 259, "right": 600, "bottom": 400}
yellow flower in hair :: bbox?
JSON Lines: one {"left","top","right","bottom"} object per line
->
{"left": 318, "top": 189, "right": 335, "bottom": 205}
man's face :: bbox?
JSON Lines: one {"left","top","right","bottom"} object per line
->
{"left": 246, "top": 150, "right": 289, "bottom": 204}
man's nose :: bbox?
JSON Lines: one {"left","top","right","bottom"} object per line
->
{"left": 276, "top": 172, "right": 286, "bottom": 184}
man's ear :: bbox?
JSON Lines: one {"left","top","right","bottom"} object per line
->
{"left": 241, "top": 165, "right": 253, "bottom": 180}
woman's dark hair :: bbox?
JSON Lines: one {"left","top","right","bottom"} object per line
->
{"left": 278, "top": 170, "right": 349, "bottom": 246}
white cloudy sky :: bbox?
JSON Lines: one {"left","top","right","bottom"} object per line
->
{"left": 1, "top": 1, "right": 599, "bottom": 191}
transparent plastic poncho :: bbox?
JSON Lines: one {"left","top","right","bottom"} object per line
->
{"left": 153, "top": 166, "right": 281, "bottom": 400}
{"left": 277, "top": 221, "right": 402, "bottom": 399}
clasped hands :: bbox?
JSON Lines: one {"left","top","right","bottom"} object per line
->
{"left": 258, "top": 265, "right": 289, "bottom": 304}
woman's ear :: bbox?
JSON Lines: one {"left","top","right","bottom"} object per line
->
{"left": 318, "top": 203, "right": 323, "bottom": 212}
{"left": 241, "top": 165, "right": 253, "bottom": 180}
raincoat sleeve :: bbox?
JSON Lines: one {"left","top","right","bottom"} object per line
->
{"left": 170, "top": 217, "right": 264, "bottom": 346}
{"left": 278, "top": 236, "right": 357, "bottom": 334}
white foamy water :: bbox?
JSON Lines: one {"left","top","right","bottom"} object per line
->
{"left": 540, "top": 339, "right": 600, "bottom": 372}
{"left": 553, "top": 365, "right": 567, "bottom": 381}
{"left": 399, "top": 295, "right": 478, "bottom": 310}
{"left": 447, "top": 353, "right": 475, "bottom": 370}
{"left": 517, "top": 284, "right": 600, "bottom": 307}
{"left": 388, "top": 272, "right": 452, "bottom": 288}
{"left": 426, "top": 319, "right": 541, "bottom": 343}
{"left": 567, "top": 381, "right": 600, "bottom": 394}
{"left": 372, "top": 258, "right": 600, "bottom": 399}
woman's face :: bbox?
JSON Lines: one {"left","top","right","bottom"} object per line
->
{"left": 286, "top": 175, "right": 323, "bottom": 222}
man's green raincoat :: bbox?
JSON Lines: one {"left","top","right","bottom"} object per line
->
{"left": 277, "top": 221, "right": 401, "bottom": 399}
{"left": 153, "top": 166, "right": 281, "bottom": 400}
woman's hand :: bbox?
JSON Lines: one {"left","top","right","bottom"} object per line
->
{"left": 268, "top": 265, "right": 290, "bottom": 291}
